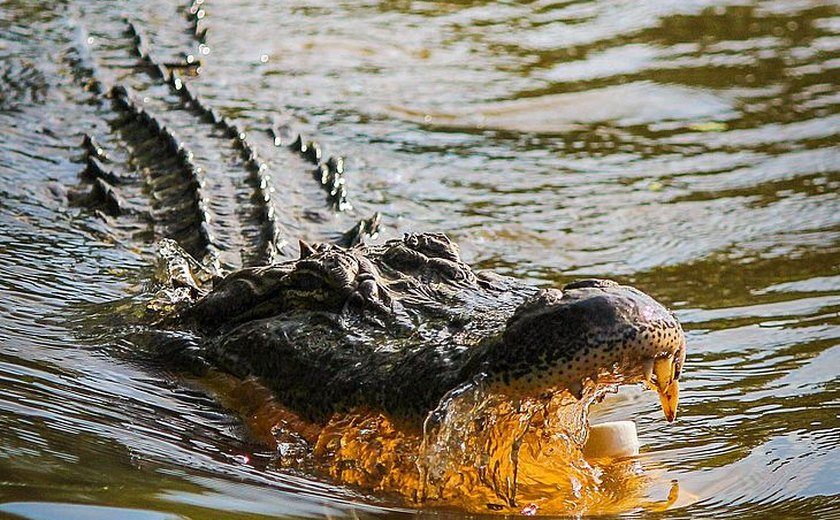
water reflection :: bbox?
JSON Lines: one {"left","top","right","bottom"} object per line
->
{"left": 0, "top": 0, "right": 838, "bottom": 517}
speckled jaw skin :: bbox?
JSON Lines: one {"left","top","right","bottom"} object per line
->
{"left": 485, "top": 279, "right": 686, "bottom": 421}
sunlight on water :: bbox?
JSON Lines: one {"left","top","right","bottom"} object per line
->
{"left": 0, "top": 0, "right": 837, "bottom": 518}
{"left": 421, "top": 383, "right": 604, "bottom": 514}
{"left": 313, "top": 382, "right": 656, "bottom": 516}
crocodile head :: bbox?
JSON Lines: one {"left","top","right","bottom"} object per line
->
{"left": 479, "top": 279, "right": 686, "bottom": 421}
{"left": 163, "top": 234, "right": 685, "bottom": 423}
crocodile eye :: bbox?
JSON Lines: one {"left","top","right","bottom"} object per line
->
{"left": 563, "top": 279, "right": 618, "bottom": 291}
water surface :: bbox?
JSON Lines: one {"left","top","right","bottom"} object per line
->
{"left": 0, "top": 0, "right": 838, "bottom": 518}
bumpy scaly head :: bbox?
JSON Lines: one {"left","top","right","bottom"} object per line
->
{"left": 486, "top": 279, "right": 686, "bottom": 421}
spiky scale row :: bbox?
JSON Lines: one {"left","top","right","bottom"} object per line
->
{"left": 169, "top": 70, "right": 285, "bottom": 263}
{"left": 285, "top": 134, "right": 351, "bottom": 211}
{"left": 337, "top": 212, "right": 382, "bottom": 248}
{"left": 122, "top": 15, "right": 365, "bottom": 263}
{"left": 127, "top": 18, "right": 199, "bottom": 83}
{"left": 73, "top": 134, "right": 125, "bottom": 217}
{"left": 319, "top": 156, "right": 350, "bottom": 212}
{"left": 125, "top": 18, "right": 286, "bottom": 266}
{"left": 187, "top": 0, "right": 208, "bottom": 44}
{"left": 90, "top": 178, "right": 126, "bottom": 217}
{"left": 108, "top": 84, "right": 219, "bottom": 267}
{"left": 126, "top": 19, "right": 148, "bottom": 59}
{"left": 230, "top": 128, "right": 286, "bottom": 264}
{"left": 165, "top": 69, "right": 226, "bottom": 131}
{"left": 125, "top": 19, "right": 170, "bottom": 80}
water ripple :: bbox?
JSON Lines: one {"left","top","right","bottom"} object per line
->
{"left": 0, "top": 0, "right": 837, "bottom": 517}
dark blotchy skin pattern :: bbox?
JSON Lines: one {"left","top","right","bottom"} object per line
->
{"left": 177, "top": 232, "right": 685, "bottom": 422}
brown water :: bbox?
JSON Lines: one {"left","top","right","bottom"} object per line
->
{"left": 1, "top": 0, "right": 838, "bottom": 518}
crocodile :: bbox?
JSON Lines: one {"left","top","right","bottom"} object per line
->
{"left": 167, "top": 234, "right": 685, "bottom": 426}
{"left": 149, "top": 231, "right": 686, "bottom": 512}
{"left": 58, "top": 3, "right": 687, "bottom": 513}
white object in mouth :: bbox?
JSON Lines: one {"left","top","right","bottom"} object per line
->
{"left": 583, "top": 420, "right": 640, "bottom": 459}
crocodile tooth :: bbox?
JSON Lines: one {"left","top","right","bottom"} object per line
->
{"left": 643, "top": 358, "right": 655, "bottom": 388}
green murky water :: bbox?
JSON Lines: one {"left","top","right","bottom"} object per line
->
{"left": 0, "top": 0, "right": 838, "bottom": 518}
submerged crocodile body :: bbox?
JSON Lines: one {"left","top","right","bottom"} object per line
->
{"left": 58, "top": 2, "right": 687, "bottom": 511}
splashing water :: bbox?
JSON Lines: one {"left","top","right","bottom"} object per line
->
{"left": 419, "top": 379, "right": 611, "bottom": 513}
{"left": 306, "top": 375, "right": 677, "bottom": 515}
